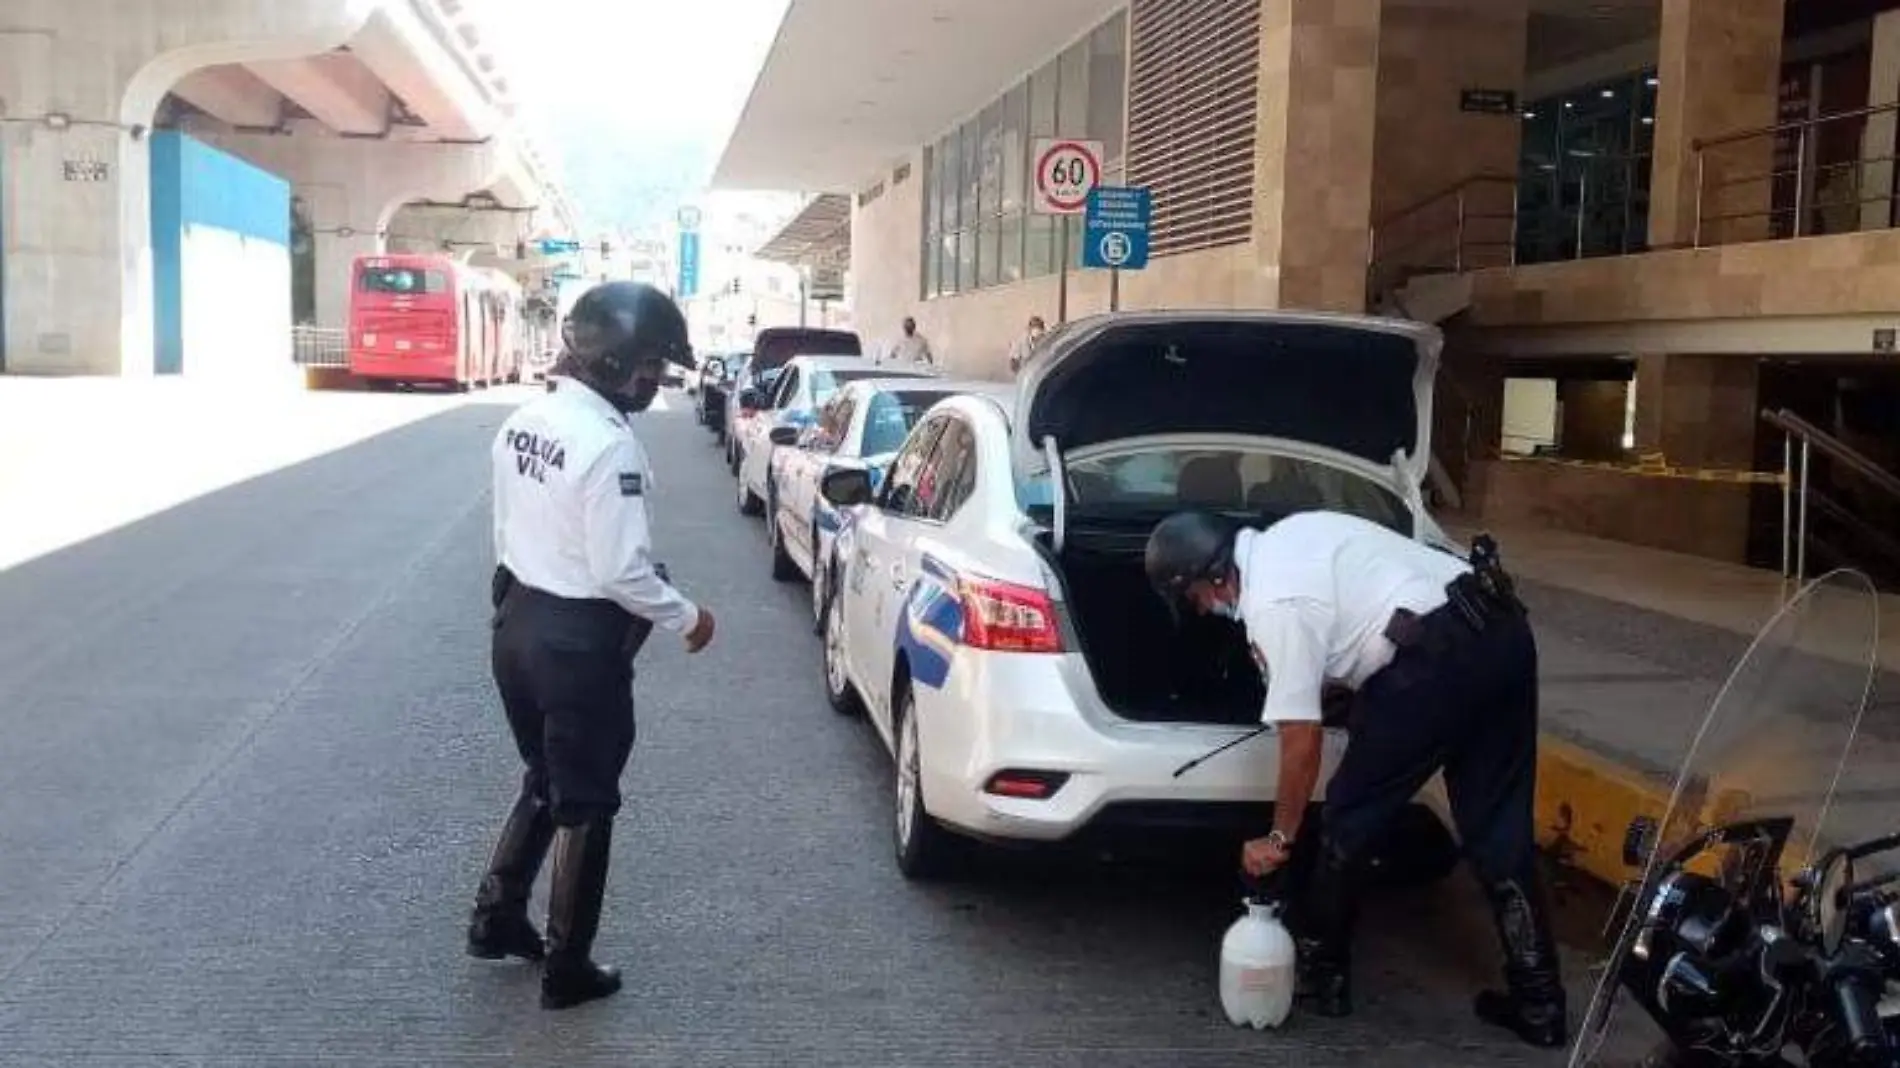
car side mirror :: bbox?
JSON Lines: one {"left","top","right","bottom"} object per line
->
{"left": 820, "top": 466, "right": 875, "bottom": 508}
{"left": 739, "top": 388, "right": 767, "bottom": 411}
{"left": 768, "top": 425, "right": 800, "bottom": 446}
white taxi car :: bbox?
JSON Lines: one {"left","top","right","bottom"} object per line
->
{"left": 813, "top": 309, "right": 1463, "bottom": 878}
{"left": 732, "top": 355, "right": 932, "bottom": 517}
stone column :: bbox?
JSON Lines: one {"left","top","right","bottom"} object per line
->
{"left": 1253, "top": 0, "right": 1383, "bottom": 313}
{"left": 1648, "top": 0, "right": 1786, "bottom": 249}
{"left": 1860, "top": 9, "right": 1900, "bottom": 232}
{"left": 1633, "top": 353, "right": 1760, "bottom": 468}
{"left": 1370, "top": 0, "right": 1529, "bottom": 272}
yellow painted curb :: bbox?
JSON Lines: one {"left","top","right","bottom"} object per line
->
{"left": 1535, "top": 734, "right": 1670, "bottom": 887}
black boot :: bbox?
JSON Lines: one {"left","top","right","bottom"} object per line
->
{"left": 1294, "top": 847, "right": 1358, "bottom": 1018}
{"left": 1474, "top": 870, "right": 1569, "bottom": 1048}
{"left": 541, "top": 819, "right": 623, "bottom": 1011}
{"left": 467, "top": 790, "right": 555, "bottom": 961}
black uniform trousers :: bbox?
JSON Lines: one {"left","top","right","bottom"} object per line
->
{"left": 1322, "top": 602, "right": 1541, "bottom": 885}
{"left": 492, "top": 581, "right": 638, "bottom": 827}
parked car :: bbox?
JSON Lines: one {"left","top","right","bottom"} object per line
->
{"left": 733, "top": 355, "right": 935, "bottom": 517}
{"left": 810, "top": 309, "right": 1463, "bottom": 879}
{"left": 722, "top": 327, "right": 860, "bottom": 468}
{"left": 695, "top": 350, "right": 746, "bottom": 436}
{"left": 765, "top": 377, "right": 1011, "bottom": 625}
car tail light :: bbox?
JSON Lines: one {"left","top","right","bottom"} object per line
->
{"left": 957, "top": 575, "right": 1063, "bottom": 654}
{"left": 984, "top": 769, "right": 1069, "bottom": 800}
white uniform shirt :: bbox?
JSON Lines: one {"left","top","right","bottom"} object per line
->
{"left": 492, "top": 377, "right": 700, "bottom": 634}
{"left": 887, "top": 333, "right": 934, "bottom": 366}
{"left": 1233, "top": 511, "right": 1471, "bottom": 724}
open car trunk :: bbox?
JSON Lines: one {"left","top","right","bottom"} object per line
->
{"left": 1040, "top": 519, "right": 1266, "bottom": 727}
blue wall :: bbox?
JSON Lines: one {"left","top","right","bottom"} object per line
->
{"left": 150, "top": 132, "right": 291, "bottom": 375}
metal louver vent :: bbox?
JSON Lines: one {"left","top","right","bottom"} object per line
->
{"left": 1128, "top": 0, "right": 1261, "bottom": 258}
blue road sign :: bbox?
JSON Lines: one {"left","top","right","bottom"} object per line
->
{"left": 678, "top": 230, "right": 701, "bottom": 298}
{"left": 1082, "top": 186, "right": 1152, "bottom": 271}
{"left": 538, "top": 238, "right": 582, "bottom": 255}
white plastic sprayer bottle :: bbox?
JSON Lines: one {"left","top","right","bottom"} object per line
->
{"left": 1219, "top": 898, "right": 1296, "bottom": 1029}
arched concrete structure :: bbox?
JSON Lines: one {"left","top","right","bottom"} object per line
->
{"left": 0, "top": 0, "right": 381, "bottom": 375}
{"left": 181, "top": 130, "right": 512, "bottom": 327}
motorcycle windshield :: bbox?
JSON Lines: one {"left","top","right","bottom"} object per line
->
{"left": 1571, "top": 568, "right": 1883, "bottom": 1068}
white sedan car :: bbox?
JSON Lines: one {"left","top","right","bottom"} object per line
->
{"left": 813, "top": 309, "right": 1463, "bottom": 878}
{"left": 766, "top": 377, "right": 1012, "bottom": 627}
{"left": 732, "top": 355, "right": 933, "bottom": 517}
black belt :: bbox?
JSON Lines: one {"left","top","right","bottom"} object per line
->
{"left": 493, "top": 565, "right": 662, "bottom": 660}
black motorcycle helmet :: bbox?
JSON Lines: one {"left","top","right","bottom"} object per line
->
{"left": 1144, "top": 510, "right": 1241, "bottom": 619}
{"left": 561, "top": 281, "right": 696, "bottom": 411}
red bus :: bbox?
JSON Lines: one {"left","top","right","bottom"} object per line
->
{"left": 347, "top": 253, "right": 526, "bottom": 390}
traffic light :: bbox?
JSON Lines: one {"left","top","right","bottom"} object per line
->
{"left": 515, "top": 240, "right": 527, "bottom": 260}
{"left": 600, "top": 240, "right": 613, "bottom": 257}
{"left": 729, "top": 277, "right": 743, "bottom": 296}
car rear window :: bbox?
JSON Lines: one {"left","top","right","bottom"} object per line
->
{"left": 860, "top": 390, "right": 951, "bottom": 456}
{"left": 1062, "top": 448, "right": 1411, "bottom": 533}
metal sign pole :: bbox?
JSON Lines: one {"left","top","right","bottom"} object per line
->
{"left": 1057, "top": 221, "right": 1071, "bottom": 324}
{"left": 1110, "top": 267, "right": 1120, "bottom": 312}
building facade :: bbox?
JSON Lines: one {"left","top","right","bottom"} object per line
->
{"left": 717, "top": 0, "right": 1900, "bottom": 582}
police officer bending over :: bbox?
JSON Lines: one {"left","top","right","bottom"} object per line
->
{"left": 467, "top": 281, "right": 716, "bottom": 1011}
{"left": 1145, "top": 509, "right": 1566, "bottom": 1048}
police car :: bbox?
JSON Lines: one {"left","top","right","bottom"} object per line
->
{"left": 731, "top": 355, "right": 934, "bottom": 519}
{"left": 812, "top": 309, "right": 1463, "bottom": 879}
{"left": 765, "top": 377, "right": 1011, "bottom": 629}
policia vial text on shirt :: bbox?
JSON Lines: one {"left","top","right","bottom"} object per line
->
{"left": 1144, "top": 509, "right": 1566, "bottom": 1050}
{"left": 465, "top": 281, "right": 716, "bottom": 1012}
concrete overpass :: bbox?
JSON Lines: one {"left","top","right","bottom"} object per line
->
{"left": 0, "top": 0, "right": 580, "bottom": 376}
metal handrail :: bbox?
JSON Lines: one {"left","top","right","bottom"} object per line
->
{"left": 1371, "top": 171, "right": 1519, "bottom": 239}
{"left": 1761, "top": 407, "right": 1900, "bottom": 585}
{"left": 1692, "top": 101, "right": 1900, "bottom": 247}
{"left": 1366, "top": 173, "right": 1519, "bottom": 308}
{"left": 1694, "top": 98, "right": 1900, "bottom": 152}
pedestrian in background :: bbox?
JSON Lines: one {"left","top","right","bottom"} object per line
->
{"left": 1007, "top": 315, "right": 1047, "bottom": 375}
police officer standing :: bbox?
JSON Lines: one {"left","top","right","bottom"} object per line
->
{"left": 466, "top": 280, "right": 716, "bottom": 1011}
{"left": 1145, "top": 508, "right": 1566, "bottom": 1048}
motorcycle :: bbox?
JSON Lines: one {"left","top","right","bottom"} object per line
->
{"left": 1571, "top": 567, "right": 1894, "bottom": 1068}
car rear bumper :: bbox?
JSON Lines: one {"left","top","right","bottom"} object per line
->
{"left": 909, "top": 650, "right": 1456, "bottom": 857}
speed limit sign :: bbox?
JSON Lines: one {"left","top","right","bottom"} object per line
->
{"left": 1033, "top": 138, "right": 1104, "bottom": 215}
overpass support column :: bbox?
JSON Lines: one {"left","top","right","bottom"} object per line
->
{"left": 1648, "top": 0, "right": 1785, "bottom": 249}
{"left": 189, "top": 132, "right": 508, "bottom": 328}
{"left": 0, "top": 2, "right": 375, "bottom": 375}
{"left": 1251, "top": 0, "right": 1383, "bottom": 313}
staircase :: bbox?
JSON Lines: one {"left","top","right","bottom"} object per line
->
{"left": 1364, "top": 172, "right": 1519, "bottom": 511}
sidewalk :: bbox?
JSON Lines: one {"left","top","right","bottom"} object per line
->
{"left": 1440, "top": 516, "right": 1900, "bottom": 888}
{"left": 0, "top": 376, "right": 519, "bottom": 572}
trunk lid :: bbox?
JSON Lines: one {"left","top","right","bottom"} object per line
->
{"left": 1011, "top": 310, "right": 1441, "bottom": 486}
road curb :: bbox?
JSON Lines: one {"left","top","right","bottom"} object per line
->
{"left": 1534, "top": 734, "right": 1669, "bottom": 887}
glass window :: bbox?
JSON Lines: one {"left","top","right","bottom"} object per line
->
{"left": 924, "top": 236, "right": 941, "bottom": 298}
{"left": 938, "top": 132, "right": 959, "bottom": 239}
{"left": 999, "top": 211, "right": 1025, "bottom": 284}
{"left": 808, "top": 367, "right": 888, "bottom": 406}
{"left": 1058, "top": 37, "right": 1089, "bottom": 139}
{"left": 978, "top": 216, "right": 1002, "bottom": 288}
{"left": 924, "top": 143, "right": 941, "bottom": 238}
{"left": 1088, "top": 12, "right": 1128, "bottom": 165}
{"left": 1063, "top": 448, "right": 1412, "bottom": 533}
{"left": 1001, "top": 81, "right": 1028, "bottom": 215}
{"left": 940, "top": 232, "right": 960, "bottom": 296}
{"left": 959, "top": 119, "right": 980, "bottom": 238}
{"left": 1025, "top": 213, "right": 1056, "bottom": 278}
{"left": 358, "top": 266, "right": 448, "bottom": 294}
{"left": 958, "top": 219, "right": 978, "bottom": 291}
{"left": 927, "top": 419, "right": 979, "bottom": 521}
{"left": 859, "top": 389, "right": 947, "bottom": 457}
{"left": 881, "top": 418, "right": 947, "bottom": 518}
{"left": 816, "top": 395, "right": 854, "bottom": 452}
{"left": 772, "top": 367, "right": 802, "bottom": 409}
{"left": 980, "top": 99, "right": 1004, "bottom": 225}
{"left": 1029, "top": 57, "right": 1059, "bottom": 151}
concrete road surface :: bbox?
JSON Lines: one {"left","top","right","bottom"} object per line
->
{"left": 0, "top": 384, "right": 1618, "bottom": 1067}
